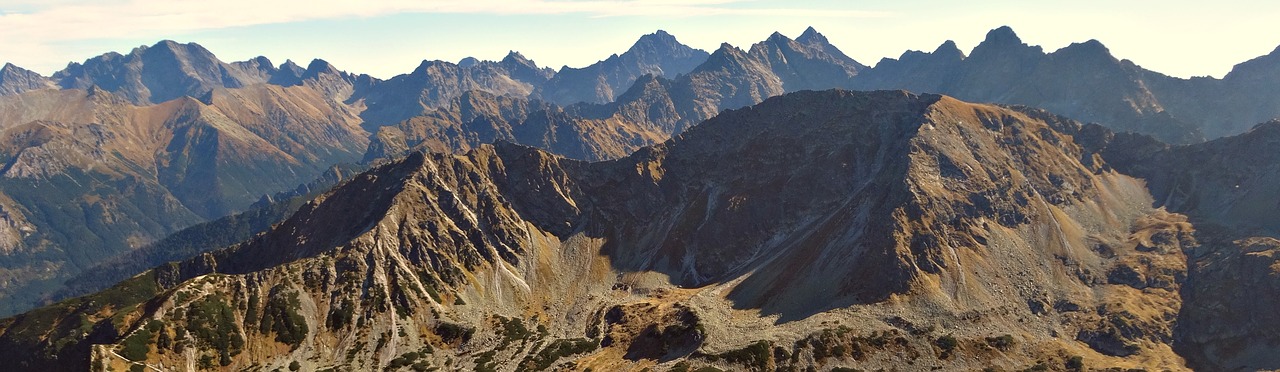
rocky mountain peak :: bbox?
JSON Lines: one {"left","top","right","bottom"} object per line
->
{"left": 269, "top": 59, "right": 307, "bottom": 86}
{"left": 1223, "top": 43, "right": 1280, "bottom": 81}
{"left": 0, "top": 63, "right": 52, "bottom": 96}
{"left": 932, "top": 40, "right": 966, "bottom": 59}
{"left": 243, "top": 55, "right": 275, "bottom": 70}
{"left": 695, "top": 43, "right": 751, "bottom": 71}
{"left": 302, "top": 58, "right": 340, "bottom": 78}
{"left": 767, "top": 31, "right": 791, "bottom": 43}
{"left": 1052, "top": 39, "right": 1118, "bottom": 66}
{"left": 49, "top": 39, "right": 274, "bottom": 104}
{"left": 630, "top": 29, "right": 680, "bottom": 51}
{"left": 457, "top": 56, "right": 480, "bottom": 68}
{"left": 1059, "top": 39, "right": 1111, "bottom": 56}
{"left": 968, "top": 26, "right": 1044, "bottom": 58}
{"left": 410, "top": 59, "right": 443, "bottom": 75}
{"left": 983, "top": 25, "right": 1023, "bottom": 46}
{"left": 535, "top": 29, "right": 707, "bottom": 105}
{"left": 501, "top": 51, "right": 532, "bottom": 66}
{"left": 137, "top": 40, "right": 220, "bottom": 65}
{"left": 796, "top": 26, "right": 826, "bottom": 44}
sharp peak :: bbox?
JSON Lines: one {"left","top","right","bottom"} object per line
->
{"left": 707, "top": 42, "right": 749, "bottom": 58}
{"left": 301, "top": 59, "right": 343, "bottom": 80}
{"left": 638, "top": 29, "right": 676, "bottom": 41}
{"left": 767, "top": 31, "right": 792, "bottom": 42}
{"left": 0, "top": 62, "right": 41, "bottom": 78}
{"left": 932, "top": 40, "right": 965, "bottom": 57}
{"left": 501, "top": 50, "right": 535, "bottom": 65}
{"left": 935, "top": 40, "right": 959, "bottom": 52}
{"left": 982, "top": 25, "right": 1023, "bottom": 45}
{"left": 797, "top": 26, "right": 826, "bottom": 43}
{"left": 240, "top": 55, "right": 274, "bottom": 67}
{"left": 630, "top": 29, "right": 687, "bottom": 51}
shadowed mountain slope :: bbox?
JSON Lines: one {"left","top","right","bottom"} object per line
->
{"left": 0, "top": 90, "right": 1195, "bottom": 371}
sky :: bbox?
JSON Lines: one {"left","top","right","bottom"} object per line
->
{"left": 1, "top": 0, "right": 1278, "bottom": 80}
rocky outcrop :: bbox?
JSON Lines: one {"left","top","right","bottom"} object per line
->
{"left": 1086, "top": 120, "right": 1280, "bottom": 370}
{"left": 363, "top": 85, "right": 678, "bottom": 163}
{"left": 854, "top": 26, "right": 1204, "bottom": 144}
{"left": 536, "top": 30, "right": 708, "bottom": 105}
{"left": 1177, "top": 237, "right": 1280, "bottom": 370}
{"left": 357, "top": 57, "right": 552, "bottom": 127}
{"left": 51, "top": 40, "right": 276, "bottom": 104}
{"left": 0, "top": 64, "right": 53, "bottom": 96}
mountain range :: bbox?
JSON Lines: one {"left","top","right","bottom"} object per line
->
{"left": 0, "top": 26, "right": 1279, "bottom": 371}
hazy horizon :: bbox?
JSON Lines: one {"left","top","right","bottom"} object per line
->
{"left": 2, "top": 0, "right": 1277, "bottom": 80}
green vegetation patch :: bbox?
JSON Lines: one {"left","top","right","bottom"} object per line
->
{"left": 699, "top": 340, "right": 772, "bottom": 371}
{"left": 434, "top": 322, "right": 474, "bottom": 346}
{"left": 935, "top": 334, "right": 959, "bottom": 359}
{"left": 496, "top": 316, "right": 533, "bottom": 349}
{"left": 517, "top": 338, "right": 598, "bottom": 371}
{"left": 986, "top": 334, "right": 1015, "bottom": 351}
{"left": 259, "top": 290, "right": 309, "bottom": 349}
{"left": 184, "top": 294, "right": 245, "bottom": 365}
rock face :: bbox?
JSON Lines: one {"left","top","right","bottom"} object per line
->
{"left": 0, "top": 90, "right": 1199, "bottom": 371}
{"left": 363, "top": 81, "right": 680, "bottom": 163}
{"left": 665, "top": 28, "right": 866, "bottom": 129}
{"left": 853, "top": 27, "right": 1202, "bottom": 144}
{"left": 50, "top": 40, "right": 276, "bottom": 105}
{"left": 357, "top": 57, "right": 553, "bottom": 128}
{"left": 1098, "top": 120, "right": 1280, "bottom": 234}
{"left": 0, "top": 64, "right": 53, "bottom": 96}
{"left": 853, "top": 26, "right": 1280, "bottom": 144}
{"left": 1176, "top": 237, "right": 1280, "bottom": 370}
{"left": 536, "top": 30, "right": 709, "bottom": 105}
{"left": 1084, "top": 120, "right": 1280, "bottom": 370}
{"left": 0, "top": 81, "right": 369, "bottom": 316}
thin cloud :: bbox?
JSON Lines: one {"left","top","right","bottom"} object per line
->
{"left": 0, "top": 0, "right": 887, "bottom": 44}
{"left": 0, "top": 0, "right": 887, "bottom": 72}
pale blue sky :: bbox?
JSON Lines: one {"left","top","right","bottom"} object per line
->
{"left": 1, "top": 0, "right": 1277, "bottom": 79}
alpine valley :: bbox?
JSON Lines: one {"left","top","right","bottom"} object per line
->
{"left": 0, "top": 26, "right": 1278, "bottom": 371}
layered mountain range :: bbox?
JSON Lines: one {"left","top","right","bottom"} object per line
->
{"left": 0, "top": 90, "right": 1192, "bottom": 371}
{"left": 0, "top": 25, "right": 1279, "bottom": 371}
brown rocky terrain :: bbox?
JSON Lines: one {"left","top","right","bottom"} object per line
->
{"left": 0, "top": 90, "right": 1209, "bottom": 371}
{"left": 1, "top": 26, "right": 1280, "bottom": 371}
{"left": 0, "top": 74, "right": 369, "bottom": 315}
{"left": 1079, "top": 121, "right": 1280, "bottom": 370}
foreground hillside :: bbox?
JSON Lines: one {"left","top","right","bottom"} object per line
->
{"left": 2, "top": 90, "right": 1243, "bottom": 371}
